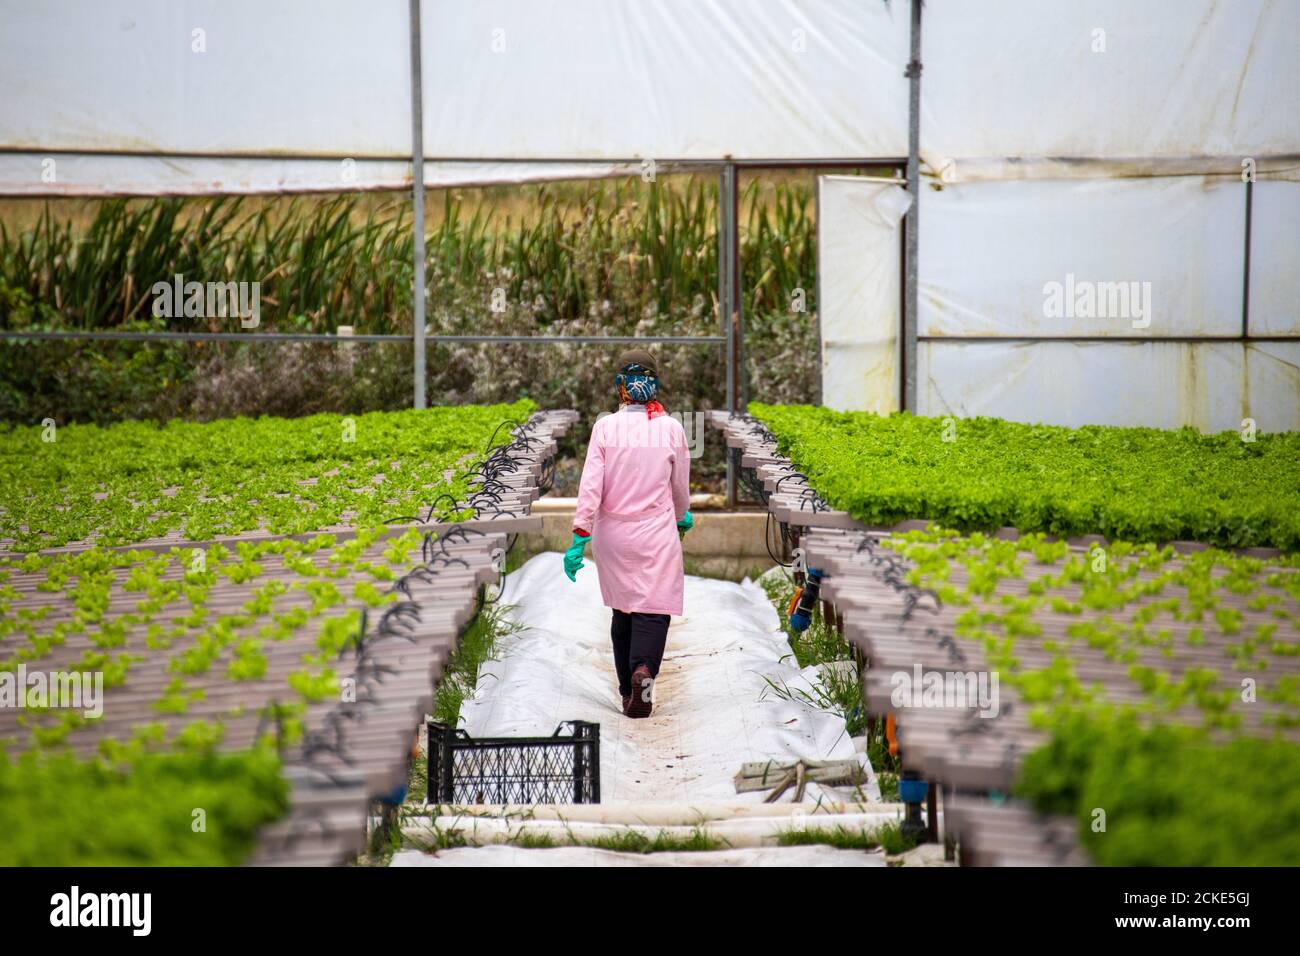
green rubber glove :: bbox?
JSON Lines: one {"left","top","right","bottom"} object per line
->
{"left": 564, "top": 532, "right": 591, "bottom": 582}
{"left": 677, "top": 510, "right": 694, "bottom": 534}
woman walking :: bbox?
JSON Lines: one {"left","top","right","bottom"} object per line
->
{"left": 564, "top": 349, "right": 693, "bottom": 718}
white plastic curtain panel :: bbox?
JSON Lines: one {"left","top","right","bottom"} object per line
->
{"left": 918, "top": 341, "right": 1300, "bottom": 434}
{"left": 817, "top": 176, "right": 911, "bottom": 414}
{"left": 920, "top": 0, "right": 1300, "bottom": 180}
{"left": 919, "top": 176, "right": 1244, "bottom": 340}
{"left": 915, "top": 174, "right": 1298, "bottom": 430}
{"left": 818, "top": 170, "right": 1298, "bottom": 428}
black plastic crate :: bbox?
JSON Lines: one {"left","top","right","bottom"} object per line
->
{"left": 425, "top": 720, "right": 601, "bottom": 805}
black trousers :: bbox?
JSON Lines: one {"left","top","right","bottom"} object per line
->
{"left": 610, "top": 609, "right": 670, "bottom": 697}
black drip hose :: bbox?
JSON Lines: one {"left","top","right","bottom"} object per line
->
{"left": 274, "top": 414, "right": 545, "bottom": 794}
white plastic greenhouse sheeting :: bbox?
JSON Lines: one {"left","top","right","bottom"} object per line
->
{"left": 0, "top": 0, "right": 909, "bottom": 182}
{"left": 423, "top": 0, "right": 909, "bottom": 162}
{"left": 921, "top": 0, "right": 1300, "bottom": 177}
{"left": 818, "top": 176, "right": 911, "bottom": 413}
{"left": 917, "top": 340, "right": 1300, "bottom": 434}
{"left": 931, "top": 156, "right": 1300, "bottom": 186}
{"left": 1249, "top": 181, "right": 1300, "bottom": 335}
{"left": 0, "top": 154, "right": 651, "bottom": 197}
{"left": 918, "top": 176, "right": 1248, "bottom": 339}
{"left": 0, "top": 0, "right": 411, "bottom": 158}
{"left": 460, "top": 553, "right": 878, "bottom": 804}
{"left": 7, "top": 1, "right": 1297, "bottom": 185}
{"left": 392, "top": 844, "right": 885, "bottom": 867}
{"left": 908, "top": 174, "right": 1300, "bottom": 429}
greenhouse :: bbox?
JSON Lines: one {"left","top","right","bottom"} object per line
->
{"left": 0, "top": 0, "right": 1295, "bottom": 932}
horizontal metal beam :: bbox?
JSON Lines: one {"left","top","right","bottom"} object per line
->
{"left": 918, "top": 335, "right": 1297, "bottom": 344}
{"left": 0, "top": 146, "right": 908, "bottom": 167}
{"left": 418, "top": 334, "right": 726, "bottom": 345}
{"left": 0, "top": 330, "right": 726, "bottom": 346}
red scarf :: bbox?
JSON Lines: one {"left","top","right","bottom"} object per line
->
{"left": 618, "top": 382, "right": 667, "bottom": 420}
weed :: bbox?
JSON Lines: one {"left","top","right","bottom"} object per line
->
{"left": 876, "top": 821, "right": 918, "bottom": 857}
{"left": 431, "top": 599, "right": 522, "bottom": 727}
{"left": 776, "top": 825, "right": 880, "bottom": 850}
{"left": 581, "top": 826, "right": 726, "bottom": 854}
{"left": 760, "top": 573, "right": 868, "bottom": 739}
{"left": 513, "top": 831, "right": 560, "bottom": 849}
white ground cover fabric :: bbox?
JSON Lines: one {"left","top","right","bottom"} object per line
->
{"left": 391, "top": 845, "right": 886, "bottom": 867}
{"left": 460, "top": 552, "right": 879, "bottom": 804}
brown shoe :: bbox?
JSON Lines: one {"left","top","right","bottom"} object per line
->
{"left": 621, "top": 693, "right": 632, "bottom": 715}
{"left": 627, "top": 664, "right": 654, "bottom": 719}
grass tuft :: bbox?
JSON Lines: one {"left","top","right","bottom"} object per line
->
{"left": 581, "top": 826, "right": 726, "bottom": 854}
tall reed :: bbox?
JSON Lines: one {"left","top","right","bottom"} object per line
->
{"left": 0, "top": 176, "right": 826, "bottom": 425}
{"left": 0, "top": 177, "right": 816, "bottom": 335}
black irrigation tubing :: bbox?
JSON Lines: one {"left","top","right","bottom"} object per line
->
{"left": 732, "top": 411, "right": 778, "bottom": 446}
{"left": 738, "top": 454, "right": 771, "bottom": 505}
{"left": 765, "top": 510, "right": 793, "bottom": 570}
{"left": 384, "top": 417, "right": 554, "bottom": 526}
{"left": 847, "top": 532, "right": 1003, "bottom": 741}
{"left": 765, "top": 463, "right": 830, "bottom": 514}
{"left": 774, "top": 471, "right": 807, "bottom": 489}
{"left": 269, "top": 410, "right": 559, "bottom": 827}
{"left": 782, "top": 520, "right": 800, "bottom": 561}
{"left": 731, "top": 412, "right": 834, "bottom": 511}
{"left": 272, "top": 412, "right": 547, "bottom": 803}
{"left": 739, "top": 425, "right": 986, "bottom": 729}
{"left": 284, "top": 525, "right": 475, "bottom": 789}
{"left": 760, "top": 527, "right": 1003, "bottom": 755}
{"left": 285, "top": 605, "right": 407, "bottom": 790}
{"left": 408, "top": 418, "right": 548, "bottom": 620}
{"left": 730, "top": 411, "right": 1019, "bottom": 763}
{"left": 851, "top": 533, "right": 940, "bottom": 621}
{"left": 536, "top": 452, "right": 558, "bottom": 496}
{"left": 479, "top": 532, "right": 520, "bottom": 608}
{"left": 730, "top": 451, "right": 799, "bottom": 576}
{"left": 482, "top": 418, "right": 522, "bottom": 456}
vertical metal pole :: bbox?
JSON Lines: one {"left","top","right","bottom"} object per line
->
{"left": 926, "top": 778, "right": 940, "bottom": 844}
{"left": 719, "top": 168, "right": 732, "bottom": 412}
{"left": 409, "top": 0, "right": 427, "bottom": 409}
{"left": 731, "top": 167, "right": 747, "bottom": 409}
{"left": 571, "top": 724, "right": 586, "bottom": 804}
{"left": 440, "top": 724, "right": 454, "bottom": 802}
{"left": 903, "top": 0, "right": 923, "bottom": 412}
{"left": 587, "top": 722, "right": 600, "bottom": 803}
{"left": 1242, "top": 177, "right": 1253, "bottom": 341}
{"left": 897, "top": 169, "right": 908, "bottom": 412}
{"left": 720, "top": 166, "right": 737, "bottom": 507}
{"left": 942, "top": 784, "right": 956, "bottom": 861}
{"left": 815, "top": 175, "right": 824, "bottom": 407}
{"left": 424, "top": 721, "right": 435, "bottom": 804}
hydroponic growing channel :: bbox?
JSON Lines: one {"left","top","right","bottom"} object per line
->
{"left": 0, "top": 403, "right": 576, "bottom": 865}
{"left": 717, "top": 408, "right": 1300, "bottom": 866}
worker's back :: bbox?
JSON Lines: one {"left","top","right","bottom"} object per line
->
{"left": 589, "top": 405, "right": 689, "bottom": 519}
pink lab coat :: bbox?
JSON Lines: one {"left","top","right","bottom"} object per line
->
{"left": 573, "top": 405, "right": 691, "bottom": 616}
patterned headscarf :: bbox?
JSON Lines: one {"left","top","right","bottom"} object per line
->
{"left": 616, "top": 363, "right": 666, "bottom": 418}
